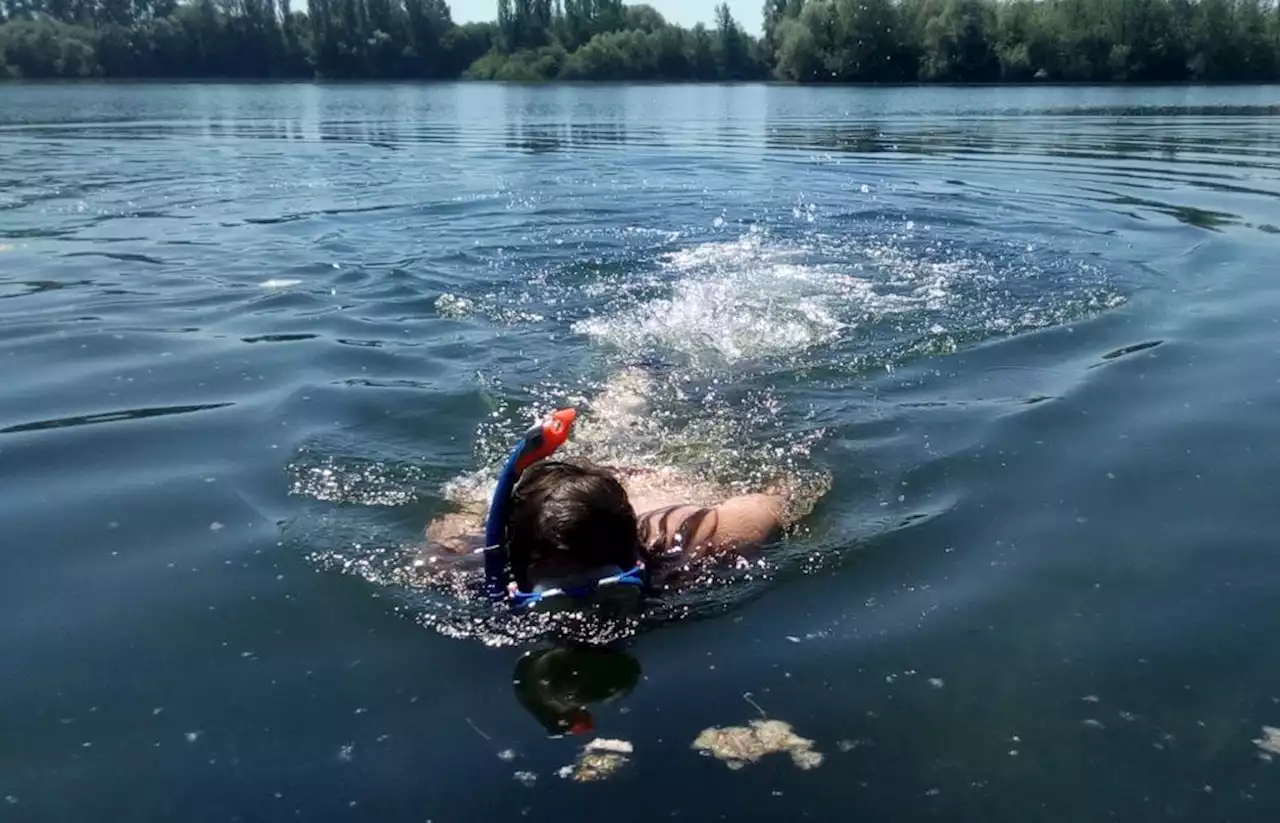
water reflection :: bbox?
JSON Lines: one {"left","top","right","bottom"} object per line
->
{"left": 512, "top": 644, "right": 642, "bottom": 737}
{"left": 503, "top": 120, "right": 628, "bottom": 154}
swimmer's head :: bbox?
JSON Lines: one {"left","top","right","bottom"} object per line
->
{"left": 508, "top": 461, "right": 641, "bottom": 593}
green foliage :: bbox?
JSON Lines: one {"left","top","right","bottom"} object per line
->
{"left": 624, "top": 4, "right": 665, "bottom": 33}
{"left": 762, "top": 0, "right": 1280, "bottom": 82}
{"left": 470, "top": 0, "right": 767, "bottom": 81}
{"left": 468, "top": 42, "right": 565, "bottom": 80}
{"left": 774, "top": 16, "right": 822, "bottom": 80}
{"left": 0, "top": 18, "right": 99, "bottom": 78}
{"left": 913, "top": 0, "right": 998, "bottom": 81}
{"left": 0, "top": 0, "right": 461, "bottom": 78}
{"left": 1, "top": 0, "right": 1277, "bottom": 83}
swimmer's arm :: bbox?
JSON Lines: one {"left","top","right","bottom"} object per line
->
{"left": 641, "top": 494, "right": 785, "bottom": 558}
{"left": 424, "top": 511, "right": 486, "bottom": 555}
{"left": 703, "top": 493, "right": 785, "bottom": 553}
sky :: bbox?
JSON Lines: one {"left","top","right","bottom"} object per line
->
{"left": 448, "top": 1, "right": 765, "bottom": 36}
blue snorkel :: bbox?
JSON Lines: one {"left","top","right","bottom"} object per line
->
{"left": 484, "top": 408, "right": 578, "bottom": 603}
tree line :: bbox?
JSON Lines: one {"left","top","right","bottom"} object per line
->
{"left": 765, "top": 0, "right": 1280, "bottom": 82}
{"left": 1, "top": 0, "right": 1278, "bottom": 82}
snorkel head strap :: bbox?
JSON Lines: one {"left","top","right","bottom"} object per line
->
{"left": 484, "top": 408, "right": 577, "bottom": 602}
{"left": 508, "top": 563, "right": 647, "bottom": 614}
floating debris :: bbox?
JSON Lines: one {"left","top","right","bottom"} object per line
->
{"left": 561, "top": 738, "right": 633, "bottom": 782}
{"left": 497, "top": 748, "right": 517, "bottom": 762}
{"left": 692, "top": 720, "right": 823, "bottom": 771}
{"left": 512, "top": 771, "right": 538, "bottom": 787}
{"left": 464, "top": 717, "right": 492, "bottom": 742}
{"left": 1082, "top": 719, "right": 1106, "bottom": 730}
{"left": 1254, "top": 726, "right": 1280, "bottom": 756}
{"left": 836, "top": 738, "right": 871, "bottom": 753}
{"left": 928, "top": 678, "right": 945, "bottom": 689}
{"left": 261, "top": 278, "right": 302, "bottom": 289}
{"left": 1082, "top": 695, "right": 1100, "bottom": 703}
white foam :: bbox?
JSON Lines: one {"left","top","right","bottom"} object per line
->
{"left": 435, "top": 293, "right": 476, "bottom": 318}
{"left": 572, "top": 232, "right": 925, "bottom": 367}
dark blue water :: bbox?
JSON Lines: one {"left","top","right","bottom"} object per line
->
{"left": 3, "top": 83, "right": 1280, "bottom": 821}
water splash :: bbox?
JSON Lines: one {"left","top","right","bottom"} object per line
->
{"left": 573, "top": 232, "right": 868, "bottom": 366}
{"left": 570, "top": 227, "right": 1123, "bottom": 374}
{"left": 289, "top": 455, "right": 426, "bottom": 507}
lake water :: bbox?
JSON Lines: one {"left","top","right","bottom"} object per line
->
{"left": 3, "top": 82, "right": 1280, "bottom": 820}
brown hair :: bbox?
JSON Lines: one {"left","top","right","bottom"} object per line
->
{"left": 506, "top": 461, "right": 642, "bottom": 592}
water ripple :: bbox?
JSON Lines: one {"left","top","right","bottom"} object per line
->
{"left": 0, "top": 402, "right": 233, "bottom": 435}
{"left": 3, "top": 83, "right": 1277, "bottom": 649}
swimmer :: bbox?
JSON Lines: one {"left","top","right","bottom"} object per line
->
{"left": 425, "top": 408, "right": 790, "bottom": 609}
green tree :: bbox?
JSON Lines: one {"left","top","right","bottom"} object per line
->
{"left": 713, "top": 2, "right": 749, "bottom": 78}
{"left": 623, "top": 3, "right": 664, "bottom": 33}
{"left": 916, "top": 0, "right": 998, "bottom": 80}
{"left": 687, "top": 21, "right": 716, "bottom": 78}
{"left": 774, "top": 15, "right": 823, "bottom": 79}
{"left": 761, "top": 0, "right": 793, "bottom": 70}
{"left": 441, "top": 20, "right": 494, "bottom": 74}
{"left": 831, "top": 0, "right": 909, "bottom": 80}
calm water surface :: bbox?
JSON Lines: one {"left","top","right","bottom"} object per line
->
{"left": 3, "top": 83, "right": 1280, "bottom": 821}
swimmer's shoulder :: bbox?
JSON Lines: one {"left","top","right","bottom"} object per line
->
{"left": 638, "top": 494, "right": 784, "bottom": 558}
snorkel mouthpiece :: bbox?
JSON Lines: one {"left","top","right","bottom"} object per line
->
{"left": 484, "top": 408, "right": 578, "bottom": 602}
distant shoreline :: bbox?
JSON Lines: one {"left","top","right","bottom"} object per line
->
{"left": 4, "top": 78, "right": 1280, "bottom": 88}
{"left": 5, "top": 1, "right": 1279, "bottom": 88}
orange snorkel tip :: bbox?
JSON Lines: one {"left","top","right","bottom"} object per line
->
{"left": 514, "top": 407, "right": 577, "bottom": 473}
{"left": 549, "top": 407, "right": 577, "bottom": 437}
